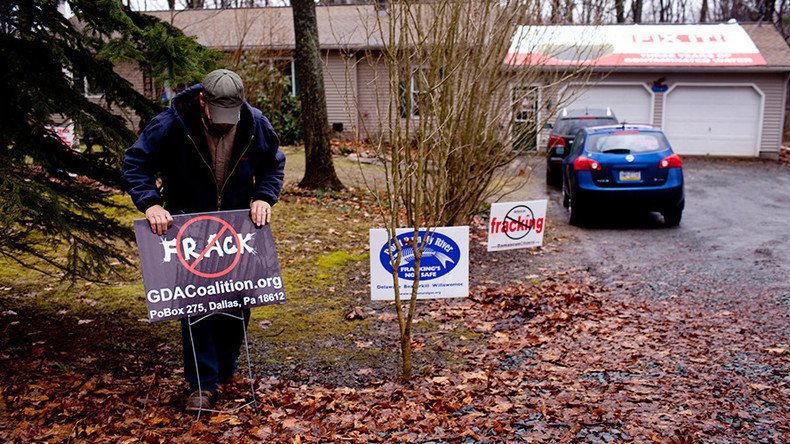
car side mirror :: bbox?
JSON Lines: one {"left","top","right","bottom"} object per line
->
{"left": 543, "top": 123, "right": 553, "bottom": 129}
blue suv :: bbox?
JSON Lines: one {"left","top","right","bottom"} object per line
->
{"left": 561, "top": 125, "right": 684, "bottom": 227}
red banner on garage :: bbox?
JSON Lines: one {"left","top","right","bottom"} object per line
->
{"left": 507, "top": 24, "right": 767, "bottom": 67}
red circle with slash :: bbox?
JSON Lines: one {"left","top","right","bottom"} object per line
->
{"left": 175, "top": 215, "right": 242, "bottom": 278}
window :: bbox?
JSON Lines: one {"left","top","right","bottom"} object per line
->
{"left": 511, "top": 86, "right": 540, "bottom": 150}
{"left": 554, "top": 117, "right": 618, "bottom": 136}
{"left": 261, "top": 58, "right": 296, "bottom": 96}
{"left": 281, "top": 59, "right": 296, "bottom": 96}
{"left": 400, "top": 66, "right": 429, "bottom": 118}
{"left": 513, "top": 87, "right": 539, "bottom": 123}
{"left": 72, "top": 70, "right": 103, "bottom": 97}
{"left": 572, "top": 130, "right": 586, "bottom": 155}
{"left": 588, "top": 131, "right": 669, "bottom": 153}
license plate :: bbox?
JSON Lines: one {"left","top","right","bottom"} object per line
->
{"left": 619, "top": 170, "right": 641, "bottom": 181}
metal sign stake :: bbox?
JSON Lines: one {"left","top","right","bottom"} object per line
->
{"left": 187, "top": 311, "right": 256, "bottom": 419}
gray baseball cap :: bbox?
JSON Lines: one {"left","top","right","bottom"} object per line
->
{"left": 202, "top": 69, "right": 244, "bottom": 125}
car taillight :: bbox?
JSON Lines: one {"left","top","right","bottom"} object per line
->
{"left": 659, "top": 154, "right": 682, "bottom": 169}
{"left": 574, "top": 156, "right": 601, "bottom": 171}
{"left": 547, "top": 136, "right": 565, "bottom": 149}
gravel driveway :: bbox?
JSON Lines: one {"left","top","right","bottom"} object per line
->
{"left": 489, "top": 157, "right": 790, "bottom": 299}
{"left": 553, "top": 158, "right": 789, "bottom": 296}
{"left": 475, "top": 157, "right": 790, "bottom": 441}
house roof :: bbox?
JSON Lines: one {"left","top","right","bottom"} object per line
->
{"left": 507, "top": 23, "right": 790, "bottom": 72}
{"left": 741, "top": 23, "right": 790, "bottom": 67}
{"left": 146, "top": 5, "right": 387, "bottom": 51}
{"left": 147, "top": 7, "right": 790, "bottom": 71}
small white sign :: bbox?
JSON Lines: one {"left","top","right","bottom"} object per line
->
{"left": 45, "top": 123, "right": 76, "bottom": 149}
{"left": 370, "top": 226, "right": 469, "bottom": 301}
{"left": 487, "top": 200, "right": 547, "bottom": 251}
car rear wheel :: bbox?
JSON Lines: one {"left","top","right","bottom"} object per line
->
{"left": 546, "top": 165, "right": 561, "bottom": 187}
{"left": 663, "top": 206, "right": 683, "bottom": 227}
{"left": 561, "top": 180, "right": 570, "bottom": 208}
{"left": 568, "top": 193, "right": 585, "bottom": 226}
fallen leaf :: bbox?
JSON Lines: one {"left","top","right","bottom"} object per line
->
{"left": 765, "top": 347, "right": 787, "bottom": 356}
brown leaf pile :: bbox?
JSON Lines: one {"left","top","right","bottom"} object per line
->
{"left": 1, "top": 273, "right": 787, "bottom": 442}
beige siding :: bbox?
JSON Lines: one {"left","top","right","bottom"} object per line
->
{"left": 115, "top": 61, "right": 152, "bottom": 99}
{"left": 652, "top": 92, "right": 664, "bottom": 127}
{"left": 322, "top": 51, "right": 358, "bottom": 137}
{"left": 356, "top": 52, "right": 390, "bottom": 139}
{"left": 784, "top": 76, "right": 790, "bottom": 143}
{"left": 89, "top": 62, "right": 150, "bottom": 133}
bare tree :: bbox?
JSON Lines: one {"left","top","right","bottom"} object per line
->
{"left": 700, "top": 0, "right": 710, "bottom": 21}
{"left": 353, "top": 1, "right": 594, "bottom": 379}
{"left": 615, "top": 0, "right": 626, "bottom": 22}
{"left": 632, "top": 0, "right": 643, "bottom": 22}
{"left": 564, "top": 0, "right": 576, "bottom": 22}
{"left": 550, "top": 0, "right": 562, "bottom": 22}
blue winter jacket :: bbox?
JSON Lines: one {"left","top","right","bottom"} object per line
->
{"left": 122, "top": 84, "right": 285, "bottom": 214}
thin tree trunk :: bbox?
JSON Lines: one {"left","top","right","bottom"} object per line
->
{"left": 400, "top": 326, "right": 412, "bottom": 379}
{"left": 615, "top": 0, "right": 625, "bottom": 22}
{"left": 292, "top": 0, "right": 344, "bottom": 190}
{"left": 550, "top": 0, "right": 561, "bottom": 22}
{"left": 632, "top": 0, "right": 642, "bottom": 23}
{"left": 564, "top": 0, "right": 574, "bottom": 22}
{"left": 761, "top": 0, "right": 776, "bottom": 21}
{"left": 700, "top": 0, "right": 708, "bottom": 22}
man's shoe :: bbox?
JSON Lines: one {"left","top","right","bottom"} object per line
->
{"left": 185, "top": 390, "right": 212, "bottom": 412}
{"left": 221, "top": 372, "right": 250, "bottom": 387}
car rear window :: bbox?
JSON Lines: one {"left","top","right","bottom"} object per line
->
{"left": 587, "top": 131, "right": 669, "bottom": 153}
{"left": 554, "top": 117, "right": 617, "bottom": 136}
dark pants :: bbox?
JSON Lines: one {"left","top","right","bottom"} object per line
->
{"left": 180, "top": 308, "right": 250, "bottom": 393}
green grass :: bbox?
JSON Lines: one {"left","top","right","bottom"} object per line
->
{"left": 249, "top": 196, "right": 372, "bottom": 363}
{"left": 0, "top": 187, "right": 376, "bottom": 375}
{"left": 282, "top": 146, "right": 388, "bottom": 191}
{"left": 1, "top": 145, "right": 538, "bottom": 381}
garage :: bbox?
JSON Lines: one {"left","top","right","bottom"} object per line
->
{"left": 564, "top": 84, "right": 653, "bottom": 126}
{"left": 511, "top": 23, "right": 790, "bottom": 158}
{"left": 663, "top": 85, "right": 763, "bottom": 156}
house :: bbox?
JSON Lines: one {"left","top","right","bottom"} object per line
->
{"left": 143, "top": 5, "right": 388, "bottom": 140}
{"left": 119, "top": 6, "right": 790, "bottom": 157}
{"left": 509, "top": 23, "right": 790, "bottom": 158}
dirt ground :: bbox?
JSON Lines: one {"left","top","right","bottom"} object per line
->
{"left": 1, "top": 155, "right": 788, "bottom": 442}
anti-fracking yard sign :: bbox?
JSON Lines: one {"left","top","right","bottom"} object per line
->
{"left": 134, "top": 209, "right": 285, "bottom": 322}
{"left": 487, "top": 200, "right": 547, "bottom": 251}
{"left": 370, "top": 226, "right": 469, "bottom": 300}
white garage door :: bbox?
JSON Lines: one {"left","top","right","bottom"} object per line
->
{"left": 564, "top": 84, "right": 653, "bottom": 125}
{"left": 664, "top": 86, "right": 762, "bottom": 156}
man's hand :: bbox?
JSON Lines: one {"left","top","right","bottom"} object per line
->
{"left": 250, "top": 200, "right": 271, "bottom": 227}
{"left": 145, "top": 205, "right": 173, "bottom": 236}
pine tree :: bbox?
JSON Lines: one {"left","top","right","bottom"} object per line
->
{"left": 0, "top": 0, "right": 219, "bottom": 280}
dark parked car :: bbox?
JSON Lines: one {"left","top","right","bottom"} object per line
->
{"left": 546, "top": 108, "right": 618, "bottom": 186}
{"left": 561, "top": 124, "right": 684, "bottom": 227}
